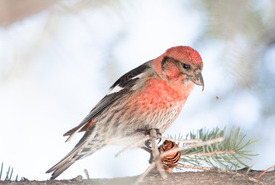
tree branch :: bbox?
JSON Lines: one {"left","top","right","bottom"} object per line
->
{"left": 2, "top": 170, "right": 274, "bottom": 185}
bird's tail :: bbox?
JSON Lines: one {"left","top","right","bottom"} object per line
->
{"left": 46, "top": 126, "right": 104, "bottom": 180}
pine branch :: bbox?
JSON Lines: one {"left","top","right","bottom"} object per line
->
{"left": 178, "top": 127, "right": 256, "bottom": 170}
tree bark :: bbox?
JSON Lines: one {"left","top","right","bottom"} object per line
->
{"left": 1, "top": 170, "right": 274, "bottom": 185}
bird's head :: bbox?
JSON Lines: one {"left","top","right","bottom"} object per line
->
{"left": 154, "top": 46, "right": 204, "bottom": 91}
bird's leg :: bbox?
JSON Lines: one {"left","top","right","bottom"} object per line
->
{"left": 143, "top": 128, "right": 162, "bottom": 146}
{"left": 140, "top": 146, "right": 152, "bottom": 153}
{"left": 140, "top": 146, "right": 154, "bottom": 164}
{"left": 155, "top": 128, "right": 162, "bottom": 144}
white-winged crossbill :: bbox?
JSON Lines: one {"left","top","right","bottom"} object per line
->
{"left": 46, "top": 46, "right": 204, "bottom": 179}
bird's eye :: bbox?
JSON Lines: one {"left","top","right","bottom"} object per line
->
{"left": 182, "top": 63, "right": 190, "bottom": 70}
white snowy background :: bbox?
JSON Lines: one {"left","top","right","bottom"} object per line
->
{"left": 0, "top": 0, "right": 274, "bottom": 180}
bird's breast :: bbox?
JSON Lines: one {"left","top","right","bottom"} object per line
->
{"left": 125, "top": 78, "right": 187, "bottom": 132}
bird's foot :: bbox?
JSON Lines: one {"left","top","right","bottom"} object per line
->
{"left": 143, "top": 128, "right": 162, "bottom": 148}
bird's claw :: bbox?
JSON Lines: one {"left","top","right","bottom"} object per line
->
{"left": 143, "top": 128, "right": 162, "bottom": 147}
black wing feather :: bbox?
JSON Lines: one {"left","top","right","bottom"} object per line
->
{"left": 110, "top": 63, "right": 149, "bottom": 89}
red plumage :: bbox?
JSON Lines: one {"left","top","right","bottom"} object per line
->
{"left": 46, "top": 46, "right": 204, "bottom": 179}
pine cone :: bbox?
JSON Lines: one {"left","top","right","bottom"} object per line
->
{"left": 158, "top": 140, "right": 181, "bottom": 174}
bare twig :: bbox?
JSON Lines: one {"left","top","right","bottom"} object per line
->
{"left": 115, "top": 135, "right": 150, "bottom": 157}
{"left": 160, "top": 137, "right": 224, "bottom": 158}
{"left": 135, "top": 129, "right": 167, "bottom": 184}
{"left": 160, "top": 136, "right": 202, "bottom": 144}
{"left": 184, "top": 150, "right": 236, "bottom": 157}
{"left": 176, "top": 163, "right": 214, "bottom": 171}
{"left": 150, "top": 129, "right": 167, "bottom": 179}
{"left": 256, "top": 165, "right": 275, "bottom": 180}
{"left": 134, "top": 160, "right": 156, "bottom": 185}
{"left": 83, "top": 169, "right": 90, "bottom": 180}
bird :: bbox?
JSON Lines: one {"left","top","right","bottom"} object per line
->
{"left": 46, "top": 46, "right": 204, "bottom": 179}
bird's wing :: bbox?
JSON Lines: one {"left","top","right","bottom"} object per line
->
{"left": 63, "top": 63, "right": 150, "bottom": 141}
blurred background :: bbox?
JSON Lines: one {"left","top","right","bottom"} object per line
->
{"left": 0, "top": 0, "right": 274, "bottom": 180}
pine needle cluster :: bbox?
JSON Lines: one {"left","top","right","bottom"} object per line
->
{"left": 0, "top": 162, "right": 18, "bottom": 181}
{"left": 177, "top": 127, "right": 256, "bottom": 170}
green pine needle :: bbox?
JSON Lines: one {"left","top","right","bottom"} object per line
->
{"left": 178, "top": 127, "right": 256, "bottom": 170}
{"left": 0, "top": 162, "right": 18, "bottom": 181}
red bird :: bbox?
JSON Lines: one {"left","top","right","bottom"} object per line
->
{"left": 46, "top": 46, "right": 204, "bottom": 179}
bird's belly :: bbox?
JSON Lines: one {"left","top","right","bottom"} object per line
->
{"left": 108, "top": 104, "right": 181, "bottom": 147}
{"left": 143, "top": 102, "right": 182, "bottom": 132}
{"left": 114, "top": 101, "right": 182, "bottom": 143}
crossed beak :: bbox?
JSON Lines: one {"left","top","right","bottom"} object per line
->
{"left": 191, "top": 72, "right": 204, "bottom": 91}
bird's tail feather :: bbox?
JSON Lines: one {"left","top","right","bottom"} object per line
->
{"left": 46, "top": 137, "right": 89, "bottom": 179}
{"left": 46, "top": 126, "right": 100, "bottom": 180}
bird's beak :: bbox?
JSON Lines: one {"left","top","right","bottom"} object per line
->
{"left": 191, "top": 72, "right": 204, "bottom": 91}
